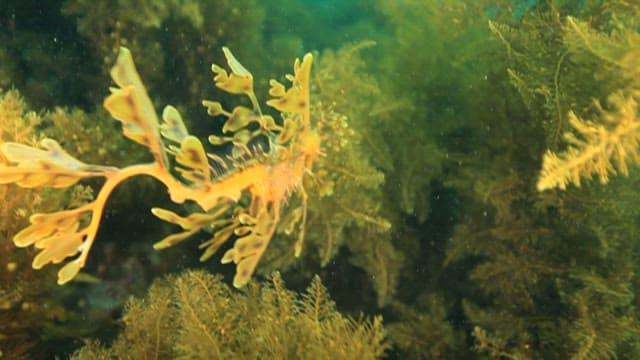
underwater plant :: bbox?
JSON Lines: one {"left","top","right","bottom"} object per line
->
{"left": 537, "top": 92, "right": 640, "bottom": 191}
{"left": 297, "top": 42, "right": 398, "bottom": 307}
{"left": 0, "top": 89, "right": 108, "bottom": 358}
{"left": 0, "top": 89, "right": 55, "bottom": 358}
{"left": 445, "top": 4, "right": 640, "bottom": 359}
{"left": 61, "top": 0, "right": 265, "bottom": 109}
{"left": 71, "top": 270, "right": 387, "bottom": 359}
{"left": 0, "top": 46, "right": 319, "bottom": 288}
{"left": 535, "top": 14, "right": 640, "bottom": 191}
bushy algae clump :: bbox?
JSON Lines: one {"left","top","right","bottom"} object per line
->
{"left": 72, "top": 270, "right": 387, "bottom": 359}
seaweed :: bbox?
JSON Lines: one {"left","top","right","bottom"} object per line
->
{"left": 535, "top": 13, "right": 640, "bottom": 190}
{"left": 387, "top": 295, "right": 467, "bottom": 359}
{"left": 444, "top": 3, "right": 640, "bottom": 358}
{"left": 538, "top": 92, "right": 640, "bottom": 190}
{"left": 61, "top": 0, "right": 265, "bottom": 110}
{"left": 71, "top": 270, "right": 388, "bottom": 359}
{"left": 0, "top": 89, "right": 93, "bottom": 358}
{"left": 4, "top": 1, "right": 640, "bottom": 358}
{"left": 250, "top": 42, "right": 401, "bottom": 307}
{"left": 305, "top": 43, "right": 399, "bottom": 307}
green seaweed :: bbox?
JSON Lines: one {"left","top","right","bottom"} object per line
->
{"left": 62, "top": 0, "right": 265, "bottom": 115}
{"left": 0, "top": 89, "right": 108, "bottom": 358}
{"left": 71, "top": 270, "right": 388, "bottom": 359}
{"left": 444, "top": 2, "right": 640, "bottom": 358}
{"left": 3, "top": 0, "right": 640, "bottom": 358}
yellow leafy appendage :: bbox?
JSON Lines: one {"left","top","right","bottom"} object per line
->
{"left": 0, "top": 47, "right": 317, "bottom": 287}
{"left": 537, "top": 93, "right": 640, "bottom": 191}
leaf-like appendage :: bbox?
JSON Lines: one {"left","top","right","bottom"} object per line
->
{"left": 160, "top": 105, "right": 189, "bottom": 143}
{"left": 222, "top": 47, "right": 252, "bottom": 77}
{"left": 174, "top": 136, "right": 211, "bottom": 185}
{"left": 211, "top": 64, "right": 253, "bottom": 96}
{"left": 151, "top": 207, "right": 217, "bottom": 231}
{"left": 266, "top": 53, "right": 313, "bottom": 121}
{"left": 223, "top": 106, "right": 257, "bottom": 133}
{"left": 0, "top": 139, "right": 114, "bottom": 188}
{"left": 211, "top": 47, "right": 254, "bottom": 96}
{"left": 13, "top": 207, "right": 92, "bottom": 284}
{"left": 221, "top": 203, "right": 279, "bottom": 288}
{"left": 151, "top": 203, "right": 232, "bottom": 250}
{"left": 104, "top": 47, "right": 168, "bottom": 169}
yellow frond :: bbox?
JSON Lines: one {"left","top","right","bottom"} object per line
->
{"left": 537, "top": 94, "right": 640, "bottom": 191}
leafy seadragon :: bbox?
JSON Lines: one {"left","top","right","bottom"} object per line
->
{"left": 0, "top": 47, "right": 319, "bottom": 287}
